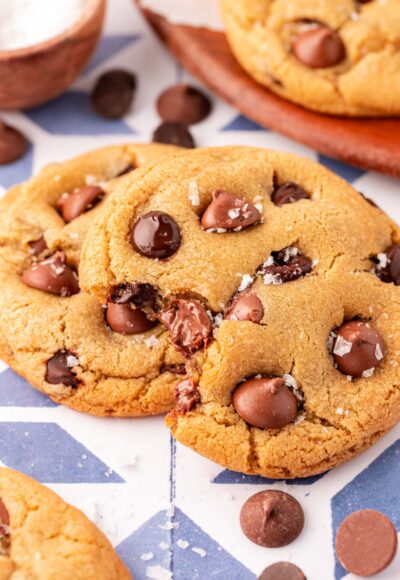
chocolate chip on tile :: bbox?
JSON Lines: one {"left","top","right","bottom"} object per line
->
{"left": 0, "top": 121, "right": 27, "bottom": 165}
{"left": 201, "top": 190, "right": 261, "bottom": 231}
{"left": 175, "top": 378, "right": 201, "bottom": 414}
{"left": 91, "top": 70, "right": 136, "bottom": 119}
{"left": 373, "top": 244, "right": 400, "bottom": 286}
{"left": 160, "top": 298, "right": 213, "bottom": 356}
{"left": 152, "top": 122, "right": 195, "bottom": 148}
{"left": 258, "top": 247, "right": 313, "bottom": 284}
{"left": 258, "top": 562, "right": 306, "bottom": 580}
{"left": 111, "top": 283, "right": 160, "bottom": 312}
{"left": 57, "top": 185, "right": 105, "bottom": 223}
{"left": 233, "top": 377, "right": 298, "bottom": 429}
{"left": 272, "top": 182, "right": 309, "bottom": 206}
{"left": 22, "top": 251, "right": 79, "bottom": 296}
{"left": 225, "top": 292, "right": 264, "bottom": 323}
{"left": 131, "top": 211, "right": 181, "bottom": 259}
{"left": 28, "top": 235, "right": 48, "bottom": 257}
{"left": 157, "top": 84, "right": 212, "bottom": 125}
{"left": 45, "top": 349, "right": 79, "bottom": 387}
{"left": 336, "top": 510, "right": 397, "bottom": 576}
{"left": 293, "top": 27, "right": 346, "bottom": 68}
{"left": 332, "top": 320, "right": 386, "bottom": 378}
{"left": 106, "top": 303, "right": 157, "bottom": 335}
{"left": 240, "top": 490, "right": 304, "bottom": 547}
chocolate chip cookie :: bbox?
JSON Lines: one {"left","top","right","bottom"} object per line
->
{"left": 0, "top": 143, "right": 188, "bottom": 417}
{"left": 220, "top": 0, "right": 400, "bottom": 116}
{"left": 0, "top": 467, "right": 130, "bottom": 579}
{"left": 80, "top": 146, "right": 400, "bottom": 478}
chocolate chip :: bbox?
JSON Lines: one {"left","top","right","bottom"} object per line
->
{"left": 28, "top": 235, "right": 48, "bottom": 257}
{"left": 373, "top": 244, "right": 400, "bottom": 285}
{"left": 201, "top": 190, "right": 261, "bottom": 231}
{"left": 336, "top": 510, "right": 397, "bottom": 576}
{"left": 106, "top": 303, "right": 157, "bottom": 335}
{"left": 0, "top": 496, "right": 10, "bottom": 557}
{"left": 152, "top": 122, "right": 195, "bottom": 148}
{"left": 175, "top": 378, "right": 201, "bottom": 414}
{"left": 45, "top": 349, "right": 79, "bottom": 387}
{"left": 157, "top": 84, "right": 212, "bottom": 125}
{"left": 131, "top": 211, "right": 181, "bottom": 259}
{"left": 22, "top": 251, "right": 79, "bottom": 296}
{"left": 258, "top": 247, "right": 313, "bottom": 284}
{"left": 111, "top": 283, "right": 160, "bottom": 311}
{"left": 160, "top": 298, "right": 213, "bottom": 356}
{"left": 233, "top": 377, "right": 298, "bottom": 429}
{"left": 272, "top": 182, "right": 309, "bottom": 206}
{"left": 162, "top": 364, "right": 186, "bottom": 375}
{"left": 225, "top": 292, "right": 264, "bottom": 323}
{"left": 91, "top": 70, "right": 136, "bottom": 119}
{"left": 57, "top": 185, "right": 105, "bottom": 223}
{"left": 293, "top": 27, "right": 346, "bottom": 68}
{"left": 259, "top": 562, "right": 306, "bottom": 580}
{"left": 332, "top": 320, "right": 386, "bottom": 378}
{"left": 240, "top": 490, "right": 304, "bottom": 547}
{"left": 0, "top": 121, "right": 27, "bottom": 165}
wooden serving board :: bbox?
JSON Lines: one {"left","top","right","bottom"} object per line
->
{"left": 141, "top": 6, "right": 400, "bottom": 179}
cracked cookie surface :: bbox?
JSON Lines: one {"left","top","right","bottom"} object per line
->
{"left": 80, "top": 146, "right": 400, "bottom": 478}
{"left": 220, "top": 0, "right": 400, "bottom": 116}
{"left": 0, "top": 143, "right": 187, "bottom": 417}
{"left": 0, "top": 467, "right": 130, "bottom": 579}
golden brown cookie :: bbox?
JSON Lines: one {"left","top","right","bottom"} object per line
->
{"left": 0, "top": 467, "right": 130, "bottom": 579}
{"left": 80, "top": 146, "right": 400, "bottom": 478}
{"left": 0, "top": 144, "right": 188, "bottom": 417}
{"left": 220, "top": 0, "right": 400, "bottom": 116}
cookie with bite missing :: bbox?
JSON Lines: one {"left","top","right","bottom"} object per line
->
{"left": 0, "top": 143, "right": 189, "bottom": 417}
{"left": 220, "top": 0, "right": 400, "bottom": 116}
{"left": 80, "top": 146, "right": 400, "bottom": 478}
{"left": 0, "top": 467, "right": 130, "bottom": 579}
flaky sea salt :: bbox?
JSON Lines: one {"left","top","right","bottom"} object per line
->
{"left": 362, "top": 367, "right": 375, "bottom": 378}
{"left": 192, "top": 547, "right": 207, "bottom": 558}
{"left": 238, "top": 274, "right": 254, "bottom": 292}
{"left": 177, "top": 539, "right": 189, "bottom": 549}
{"left": 375, "top": 343, "right": 384, "bottom": 361}
{"left": 333, "top": 336, "right": 353, "bottom": 357}
{"left": 159, "top": 542, "right": 169, "bottom": 551}
{"left": 141, "top": 552, "right": 154, "bottom": 561}
{"left": 283, "top": 373, "right": 303, "bottom": 401}
{"left": 66, "top": 355, "right": 79, "bottom": 367}
{"left": 145, "top": 335, "right": 159, "bottom": 348}
{"left": 188, "top": 181, "right": 200, "bottom": 206}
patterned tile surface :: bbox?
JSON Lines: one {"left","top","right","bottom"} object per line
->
{"left": 0, "top": 1, "right": 399, "bottom": 578}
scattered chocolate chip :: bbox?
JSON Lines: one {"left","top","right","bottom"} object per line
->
{"left": 111, "top": 283, "right": 160, "bottom": 311}
{"left": 201, "top": 190, "right": 261, "bottom": 231}
{"left": 152, "top": 122, "right": 195, "bottom": 148}
{"left": 162, "top": 364, "right": 187, "bottom": 375}
{"left": 336, "top": 510, "right": 397, "bottom": 577}
{"left": 91, "top": 70, "right": 136, "bottom": 119}
{"left": 45, "top": 349, "right": 79, "bottom": 387}
{"left": 373, "top": 244, "right": 400, "bottom": 286}
{"left": 131, "top": 211, "right": 181, "bottom": 259}
{"left": 22, "top": 251, "right": 79, "bottom": 296}
{"left": 157, "top": 84, "right": 212, "bottom": 125}
{"left": 272, "top": 182, "right": 309, "bottom": 206}
{"left": 115, "top": 163, "right": 135, "bottom": 177}
{"left": 258, "top": 247, "right": 313, "bottom": 285}
{"left": 240, "top": 490, "right": 304, "bottom": 548}
{"left": 293, "top": 27, "right": 346, "bottom": 68}
{"left": 106, "top": 303, "right": 157, "bottom": 335}
{"left": 233, "top": 377, "right": 298, "bottom": 429}
{"left": 160, "top": 298, "right": 213, "bottom": 356}
{"left": 225, "top": 292, "right": 264, "bottom": 323}
{"left": 0, "top": 496, "right": 10, "bottom": 556}
{"left": 57, "top": 185, "right": 105, "bottom": 223}
{"left": 259, "top": 562, "right": 306, "bottom": 580}
{"left": 332, "top": 320, "right": 386, "bottom": 378}
{"left": 0, "top": 121, "right": 27, "bottom": 165}
{"left": 28, "top": 235, "right": 48, "bottom": 257}
{"left": 175, "top": 377, "right": 201, "bottom": 414}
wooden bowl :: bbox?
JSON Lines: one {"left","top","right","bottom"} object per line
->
{"left": 0, "top": 0, "right": 106, "bottom": 110}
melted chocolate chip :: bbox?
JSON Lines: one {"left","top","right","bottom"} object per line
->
{"left": 0, "top": 121, "right": 27, "bottom": 165}
{"left": 240, "top": 490, "right": 305, "bottom": 548}
{"left": 45, "top": 349, "right": 79, "bottom": 387}
{"left": 152, "top": 122, "right": 195, "bottom": 149}
{"left": 106, "top": 303, "right": 157, "bottom": 335}
{"left": 332, "top": 320, "right": 386, "bottom": 378}
{"left": 22, "top": 251, "right": 79, "bottom": 296}
{"left": 373, "top": 244, "right": 400, "bottom": 285}
{"left": 175, "top": 378, "right": 201, "bottom": 414}
{"left": 272, "top": 182, "right": 309, "bottom": 206}
{"left": 157, "top": 84, "right": 212, "bottom": 125}
{"left": 225, "top": 292, "right": 264, "bottom": 323}
{"left": 58, "top": 185, "right": 105, "bottom": 223}
{"left": 131, "top": 211, "right": 181, "bottom": 259}
{"left": 160, "top": 298, "right": 213, "bottom": 357}
{"left": 111, "top": 283, "right": 160, "bottom": 311}
{"left": 258, "top": 248, "right": 313, "bottom": 284}
{"left": 28, "top": 235, "right": 48, "bottom": 257}
{"left": 293, "top": 27, "right": 346, "bottom": 68}
{"left": 259, "top": 562, "right": 306, "bottom": 580}
{"left": 233, "top": 377, "right": 298, "bottom": 429}
{"left": 201, "top": 190, "right": 261, "bottom": 231}
{"left": 91, "top": 70, "right": 136, "bottom": 119}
